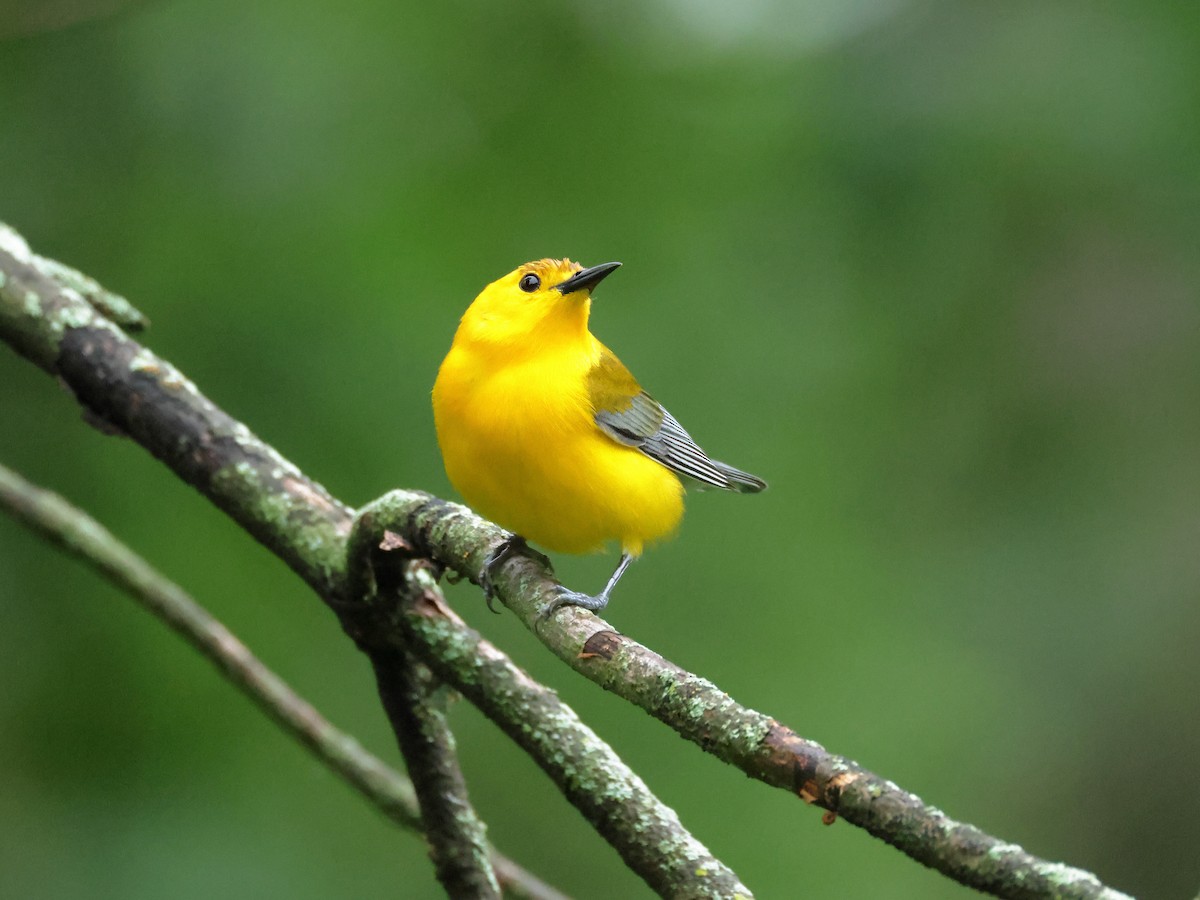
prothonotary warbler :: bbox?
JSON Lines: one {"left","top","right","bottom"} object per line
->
{"left": 432, "top": 258, "right": 766, "bottom": 618}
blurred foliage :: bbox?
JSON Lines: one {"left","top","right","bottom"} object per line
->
{"left": 2, "top": 0, "right": 1198, "bottom": 897}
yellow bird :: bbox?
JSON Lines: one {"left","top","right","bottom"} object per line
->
{"left": 432, "top": 258, "right": 765, "bottom": 617}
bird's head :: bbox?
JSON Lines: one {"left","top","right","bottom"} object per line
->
{"left": 457, "top": 258, "right": 621, "bottom": 352}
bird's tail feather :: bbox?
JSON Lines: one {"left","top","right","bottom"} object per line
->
{"left": 713, "top": 460, "right": 767, "bottom": 493}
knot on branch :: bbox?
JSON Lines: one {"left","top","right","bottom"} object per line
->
{"left": 341, "top": 497, "right": 450, "bottom": 653}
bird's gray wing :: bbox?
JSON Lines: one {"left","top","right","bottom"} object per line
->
{"left": 594, "top": 391, "right": 765, "bottom": 492}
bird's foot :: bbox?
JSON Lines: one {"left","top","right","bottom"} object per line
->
{"left": 480, "top": 534, "right": 551, "bottom": 614}
{"left": 537, "top": 586, "right": 610, "bottom": 625}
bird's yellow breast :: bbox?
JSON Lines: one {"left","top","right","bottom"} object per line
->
{"left": 432, "top": 337, "right": 683, "bottom": 556}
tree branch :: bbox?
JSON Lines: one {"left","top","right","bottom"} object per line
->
{"left": 0, "top": 224, "right": 148, "bottom": 331}
{"left": 0, "top": 220, "right": 1132, "bottom": 899}
{"left": 348, "top": 501, "right": 753, "bottom": 898}
{"left": 0, "top": 224, "right": 350, "bottom": 598}
{"left": 349, "top": 528, "right": 499, "bottom": 898}
{"left": 0, "top": 461, "right": 563, "bottom": 900}
{"left": 369, "top": 651, "right": 500, "bottom": 898}
{"left": 369, "top": 492, "right": 1137, "bottom": 900}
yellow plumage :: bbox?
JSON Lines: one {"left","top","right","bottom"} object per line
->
{"left": 432, "top": 258, "right": 764, "bottom": 613}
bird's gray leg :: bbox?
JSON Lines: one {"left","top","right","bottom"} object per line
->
{"left": 540, "top": 553, "right": 634, "bottom": 621}
{"left": 480, "top": 534, "right": 552, "bottom": 614}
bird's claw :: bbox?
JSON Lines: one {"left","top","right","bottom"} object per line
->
{"left": 536, "top": 586, "right": 609, "bottom": 626}
{"left": 481, "top": 571, "right": 502, "bottom": 614}
{"left": 479, "top": 534, "right": 551, "bottom": 614}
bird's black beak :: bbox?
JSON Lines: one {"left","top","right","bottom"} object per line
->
{"left": 556, "top": 261, "right": 621, "bottom": 295}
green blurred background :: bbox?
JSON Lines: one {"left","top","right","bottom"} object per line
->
{"left": 2, "top": 1, "right": 1198, "bottom": 897}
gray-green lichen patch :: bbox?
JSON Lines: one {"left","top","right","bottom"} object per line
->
{"left": 159, "top": 364, "right": 196, "bottom": 393}
{"left": 0, "top": 223, "right": 32, "bottom": 261}
{"left": 229, "top": 420, "right": 302, "bottom": 479}
{"left": 653, "top": 670, "right": 773, "bottom": 754}
{"left": 984, "top": 841, "right": 1027, "bottom": 863}
{"left": 212, "top": 460, "right": 271, "bottom": 509}
{"left": 128, "top": 346, "right": 161, "bottom": 374}
{"left": 209, "top": 460, "right": 345, "bottom": 589}
{"left": 50, "top": 301, "right": 99, "bottom": 337}
{"left": 34, "top": 254, "right": 148, "bottom": 330}
{"left": 976, "top": 837, "right": 1133, "bottom": 898}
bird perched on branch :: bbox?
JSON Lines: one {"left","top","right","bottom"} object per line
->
{"left": 432, "top": 258, "right": 765, "bottom": 618}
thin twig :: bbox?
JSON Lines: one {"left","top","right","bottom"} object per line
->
{"left": 350, "top": 528, "right": 499, "bottom": 898}
{"left": 0, "top": 461, "right": 564, "bottom": 900}
{"left": 0, "top": 224, "right": 148, "bottom": 330}
{"left": 369, "top": 652, "right": 500, "bottom": 898}
{"left": 0, "top": 220, "right": 1133, "bottom": 899}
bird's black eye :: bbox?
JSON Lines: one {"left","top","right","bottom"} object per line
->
{"left": 518, "top": 273, "right": 541, "bottom": 293}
